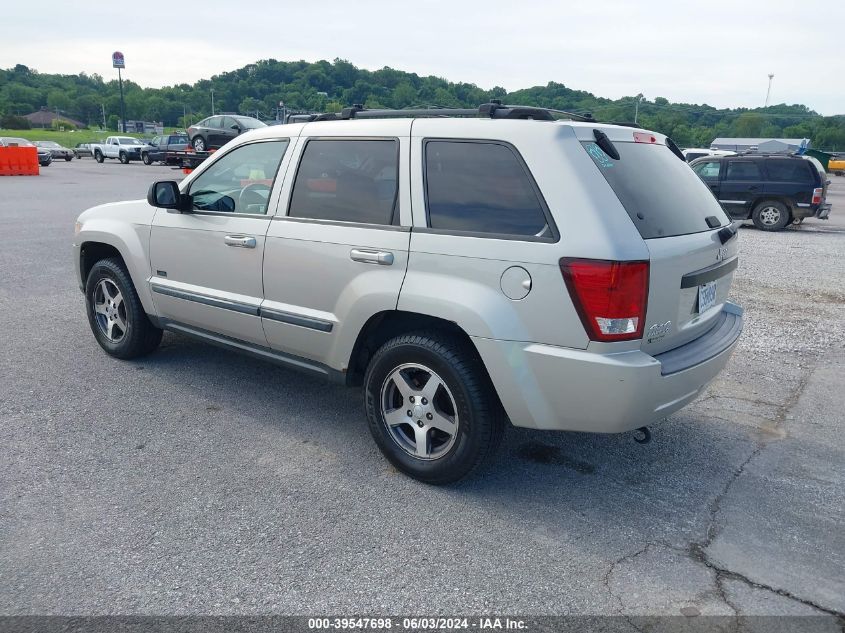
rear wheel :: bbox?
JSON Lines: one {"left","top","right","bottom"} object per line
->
{"left": 85, "top": 258, "right": 162, "bottom": 359}
{"left": 752, "top": 200, "right": 790, "bottom": 231}
{"left": 192, "top": 136, "right": 206, "bottom": 152}
{"left": 363, "top": 331, "right": 504, "bottom": 484}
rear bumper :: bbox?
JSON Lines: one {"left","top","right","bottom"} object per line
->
{"left": 815, "top": 203, "right": 832, "bottom": 219}
{"left": 473, "top": 302, "right": 743, "bottom": 433}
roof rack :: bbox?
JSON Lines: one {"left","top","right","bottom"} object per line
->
{"left": 290, "top": 101, "right": 595, "bottom": 123}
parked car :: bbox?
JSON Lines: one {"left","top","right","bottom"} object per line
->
{"left": 89, "top": 136, "right": 148, "bottom": 163}
{"left": 0, "top": 136, "right": 51, "bottom": 166}
{"left": 682, "top": 148, "right": 735, "bottom": 162}
{"left": 73, "top": 143, "right": 94, "bottom": 159}
{"left": 34, "top": 140, "right": 74, "bottom": 161}
{"left": 141, "top": 134, "right": 190, "bottom": 165}
{"left": 690, "top": 153, "right": 831, "bottom": 230}
{"left": 74, "top": 104, "right": 744, "bottom": 483}
{"left": 187, "top": 115, "right": 266, "bottom": 151}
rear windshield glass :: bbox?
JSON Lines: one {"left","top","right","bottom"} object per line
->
{"left": 582, "top": 141, "right": 729, "bottom": 239}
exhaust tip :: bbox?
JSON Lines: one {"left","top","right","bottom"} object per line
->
{"left": 633, "top": 427, "right": 652, "bottom": 444}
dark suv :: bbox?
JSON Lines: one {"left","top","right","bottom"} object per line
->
{"left": 187, "top": 115, "right": 266, "bottom": 151}
{"left": 690, "top": 154, "right": 831, "bottom": 230}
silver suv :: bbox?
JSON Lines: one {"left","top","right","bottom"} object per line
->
{"left": 73, "top": 104, "right": 743, "bottom": 483}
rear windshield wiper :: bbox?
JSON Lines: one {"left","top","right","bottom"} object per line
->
{"left": 592, "top": 129, "right": 620, "bottom": 160}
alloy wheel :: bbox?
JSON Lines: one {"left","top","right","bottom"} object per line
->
{"left": 93, "top": 278, "right": 128, "bottom": 342}
{"left": 759, "top": 206, "right": 781, "bottom": 226}
{"left": 380, "top": 363, "right": 459, "bottom": 460}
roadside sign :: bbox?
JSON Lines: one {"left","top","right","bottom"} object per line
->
{"left": 112, "top": 51, "right": 125, "bottom": 69}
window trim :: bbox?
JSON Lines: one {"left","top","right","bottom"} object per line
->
{"left": 421, "top": 138, "right": 559, "bottom": 243}
{"left": 285, "top": 136, "right": 402, "bottom": 227}
{"left": 185, "top": 138, "right": 290, "bottom": 217}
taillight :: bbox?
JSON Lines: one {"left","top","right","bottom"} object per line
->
{"left": 812, "top": 187, "right": 823, "bottom": 205}
{"left": 560, "top": 259, "right": 650, "bottom": 342}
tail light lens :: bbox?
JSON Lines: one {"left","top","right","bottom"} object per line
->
{"left": 812, "top": 187, "right": 823, "bottom": 205}
{"left": 560, "top": 259, "right": 650, "bottom": 342}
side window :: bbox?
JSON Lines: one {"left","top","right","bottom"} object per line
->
{"left": 222, "top": 116, "right": 236, "bottom": 130}
{"left": 424, "top": 140, "right": 550, "bottom": 238}
{"left": 288, "top": 139, "right": 399, "bottom": 225}
{"left": 725, "top": 161, "right": 762, "bottom": 181}
{"left": 205, "top": 117, "right": 221, "bottom": 129}
{"left": 694, "top": 161, "right": 721, "bottom": 180}
{"left": 188, "top": 140, "right": 289, "bottom": 214}
{"left": 765, "top": 159, "right": 813, "bottom": 183}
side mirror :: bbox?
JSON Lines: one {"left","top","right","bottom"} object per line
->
{"left": 231, "top": 124, "right": 242, "bottom": 132}
{"left": 148, "top": 181, "right": 189, "bottom": 211}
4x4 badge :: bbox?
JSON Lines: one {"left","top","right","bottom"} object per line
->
{"left": 717, "top": 246, "right": 729, "bottom": 262}
{"left": 647, "top": 321, "right": 672, "bottom": 341}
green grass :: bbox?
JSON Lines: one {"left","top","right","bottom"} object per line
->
{"left": 0, "top": 127, "right": 181, "bottom": 148}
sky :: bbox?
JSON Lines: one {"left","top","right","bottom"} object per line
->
{"left": 1, "top": 0, "right": 843, "bottom": 115}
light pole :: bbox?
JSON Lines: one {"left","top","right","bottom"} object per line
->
{"left": 211, "top": 89, "right": 215, "bottom": 116}
{"left": 634, "top": 93, "right": 644, "bottom": 124}
{"left": 765, "top": 74, "right": 774, "bottom": 107}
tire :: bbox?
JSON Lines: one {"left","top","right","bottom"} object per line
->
{"left": 118, "top": 151, "right": 129, "bottom": 164}
{"left": 84, "top": 258, "right": 162, "bottom": 359}
{"left": 65, "top": 155, "right": 72, "bottom": 161}
{"left": 192, "top": 136, "right": 206, "bottom": 152}
{"left": 94, "top": 150, "right": 104, "bottom": 163}
{"left": 142, "top": 152, "right": 152, "bottom": 165}
{"left": 363, "top": 331, "right": 504, "bottom": 484}
{"left": 751, "top": 200, "right": 790, "bottom": 231}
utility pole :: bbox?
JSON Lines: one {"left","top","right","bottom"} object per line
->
{"left": 634, "top": 93, "right": 644, "bottom": 124}
{"left": 211, "top": 89, "right": 215, "bottom": 115}
{"left": 101, "top": 103, "right": 107, "bottom": 130}
{"left": 117, "top": 66, "right": 126, "bottom": 132}
{"left": 765, "top": 74, "right": 774, "bottom": 107}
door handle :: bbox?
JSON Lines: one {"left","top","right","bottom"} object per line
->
{"left": 350, "top": 248, "right": 394, "bottom": 265}
{"left": 747, "top": 185, "right": 759, "bottom": 191}
{"left": 224, "top": 235, "right": 257, "bottom": 248}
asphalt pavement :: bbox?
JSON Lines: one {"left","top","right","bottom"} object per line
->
{"left": 1, "top": 158, "right": 843, "bottom": 624}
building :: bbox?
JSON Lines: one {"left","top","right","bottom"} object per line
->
{"left": 24, "top": 108, "right": 85, "bottom": 129}
{"left": 125, "top": 120, "right": 164, "bottom": 135}
{"left": 710, "top": 137, "right": 810, "bottom": 153}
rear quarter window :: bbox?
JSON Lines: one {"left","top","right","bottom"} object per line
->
{"left": 424, "top": 140, "right": 553, "bottom": 239}
{"left": 582, "top": 140, "right": 729, "bottom": 239}
{"left": 765, "top": 159, "right": 814, "bottom": 183}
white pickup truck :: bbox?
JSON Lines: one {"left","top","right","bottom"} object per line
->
{"left": 90, "top": 136, "right": 149, "bottom": 164}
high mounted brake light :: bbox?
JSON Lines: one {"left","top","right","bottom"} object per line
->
{"left": 560, "top": 259, "right": 650, "bottom": 342}
{"left": 633, "top": 131, "right": 657, "bottom": 144}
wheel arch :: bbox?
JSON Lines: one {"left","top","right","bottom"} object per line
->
{"left": 77, "top": 223, "right": 156, "bottom": 316}
{"left": 346, "top": 311, "right": 486, "bottom": 388}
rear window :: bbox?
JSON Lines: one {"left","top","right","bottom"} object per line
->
{"left": 765, "top": 159, "right": 814, "bottom": 183}
{"left": 582, "top": 140, "right": 729, "bottom": 239}
{"left": 725, "top": 161, "right": 761, "bottom": 181}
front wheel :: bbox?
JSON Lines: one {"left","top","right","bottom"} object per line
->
{"left": 363, "top": 331, "right": 504, "bottom": 484}
{"left": 142, "top": 152, "right": 152, "bottom": 165}
{"left": 118, "top": 151, "right": 129, "bottom": 164}
{"left": 85, "top": 258, "right": 162, "bottom": 359}
{"left": 752, "top": 200, "right": 790, "bottom": 231}
{"left": 65, "top": 155, "right": 73, "bottom": 161}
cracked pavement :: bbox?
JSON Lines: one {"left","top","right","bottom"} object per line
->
{"left": 1, "top": 162, "right": 843, "bottom": 624}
